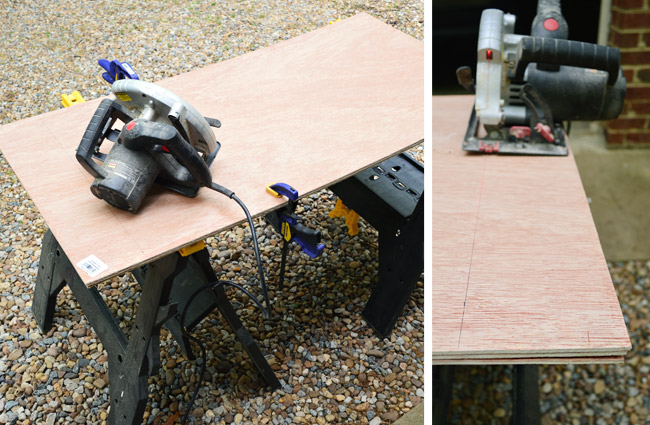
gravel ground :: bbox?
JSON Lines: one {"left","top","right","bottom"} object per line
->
{"left": 0, "top": 1, "right": 423, "bottom": 424}
{"left": 445, "top": 260, "right": 650, "bottom": 424}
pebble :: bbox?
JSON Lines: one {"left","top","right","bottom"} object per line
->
{"left": 381, "top": 410, "right": 400, "bottom": 422}
{"left": 368, "top": 349, "right": 385, "bottom": 358}
{"left": 0, "top": 1, "right": 423, "bottom": 424}
{"left": 165, "top": 369, "right": 175, "bottom": 386}
{"left": 8, "top": 349, "right": 23, "bottom": 361}
{"left": 45, "top": 413, "right": 56, "bottom": 425}
{"left": 71, "top": 328, "right": 86, "bottom": 338}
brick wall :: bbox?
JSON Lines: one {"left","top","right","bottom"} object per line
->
{"left": 606, "top": 0, "right": 650, "bottom": 147}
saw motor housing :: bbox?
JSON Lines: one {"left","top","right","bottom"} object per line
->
{"left": 76, "top": 80, "right": 221, "bottom": 213}
{"left": 460, "top": 1, "right": 626, "bottom": 155}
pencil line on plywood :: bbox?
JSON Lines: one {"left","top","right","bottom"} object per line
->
{"left": 458, "top": 157, "right": 487, "bottom": 348}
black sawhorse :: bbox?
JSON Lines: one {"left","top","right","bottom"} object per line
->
{"left": 329, "top": 153, "right": 424, "bottom": 338}
{"left": 433, "top": 365, "right": 541, "bottom": 425}
{"left": 33, "top": 229, "right": 279, "bottom": 425}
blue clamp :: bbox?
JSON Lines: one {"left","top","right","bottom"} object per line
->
{"left": 98, "top": 59, "right": 139, "bottom": 84}
{"left": 266, "top": 182, "right": 299, "bottom": 202}
{"left": 265, "top": 183, "right": 324, "bottom": 259}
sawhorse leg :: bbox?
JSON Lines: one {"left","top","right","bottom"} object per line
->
{"left": 329, "top": 153, "right": 424, "bottom": 338}
{"left": 513, "top": 364, "right": 541, "bottom": 425}
{"left": 32, "top": 229, "right": 68, "bottom": 333}
{"left": 362, "top": 195, "right": 424, "bottom": 338}
{"left": 430, "top": 364, "right": 541, "bottom": 425}
{"left": 432, "top": 365, "right": 454, "bottom": 425}
{"left": 192, "top": 248, "right": 280, "bottom": 389}
{"left": 33, "top": 230, "right": 183, "bottom": 425}
{"left": 132, "top": 247, "right": 280, "bottom": 389}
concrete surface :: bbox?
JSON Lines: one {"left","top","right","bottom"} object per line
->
{"left": 394, "top": 402, "right": 424, "bottom": 425}
{"left": 569, "top": 122, "right": 650, "bottom": 261}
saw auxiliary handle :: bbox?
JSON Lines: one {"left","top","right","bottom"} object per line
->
{"left": 458, "top": 0, "right": 626, "bottom": 156}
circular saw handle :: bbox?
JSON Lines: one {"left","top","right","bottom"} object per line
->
{"left": 514, "top": 37, "right": 621, "bottom": 85}
{"left": 122, "top": 119, "right": 213, "bottom": 187}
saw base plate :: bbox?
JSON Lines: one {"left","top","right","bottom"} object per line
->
{"left": 461, "top": 108, "right": 569, "bottom": 157}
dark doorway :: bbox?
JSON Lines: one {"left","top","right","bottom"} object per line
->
{"left": 432, "top": 0, "right": 602, "bottom": 93}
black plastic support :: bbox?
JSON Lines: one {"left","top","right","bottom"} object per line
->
{"left": 32, "top": 230, "right": 184, "bottom": 425}
{"left": 32, "top": 230, "right": 279, "bottom": 425}
{"left": 513, "top": 365, "right": 541, "bottom": 425}
{"left": 329, "top": 153, "right": 424, "bottom": 338}
{"left": 191, "top": 248, "right": 281, "bottom": 389}
{"left": 32, "top": 230, "right": 280, "bottom": 425}
{"left": 33, "top": 231, "right": 71, "bottom": 333}
{"left": 364, "top": 195, "right": 423, "bottom": 337}
{"left": 432, "top": 366, "right": 455, "bottom": 425}
{"left": 103, "top": 254, "right": 183, "bottom": 425}
{"left": 431, "top": 365, "right": 541, "bottom": 424}
{"left": 132, "top": 247, "right": 280, "bottom": 390}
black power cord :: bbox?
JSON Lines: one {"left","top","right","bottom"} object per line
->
{"left": 178, "top": 182, "right": 270, "bottom": 425}
{"left": 209, "top": 182, "right": 272, "bottom": 313}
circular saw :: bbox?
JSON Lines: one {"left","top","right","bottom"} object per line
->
{"left": 76, "top": 79, "right": 222, "bottom": 212}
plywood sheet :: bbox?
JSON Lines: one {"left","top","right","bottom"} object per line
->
{"left": 0, "top": 14, "right": 423, "bottom": 285}
{"left": 432, "top": 95, "right": 630, "bottom": 361}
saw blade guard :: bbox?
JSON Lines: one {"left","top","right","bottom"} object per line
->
{"left": 111, "top": 79, "right": 218, "bottom": 156}
{"left": 475, "top": 9, "right": 516, "bottom": 127}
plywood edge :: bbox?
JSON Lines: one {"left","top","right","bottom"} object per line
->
{"left": 432, "top": 356, "right": 625, "bottom": 365}
{"left": 432, "top": 347, "right": 630, "bottom": 360}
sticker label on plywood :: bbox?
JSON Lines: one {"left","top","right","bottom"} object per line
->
{"left": 77, "top": 255, "right": 108, "bottom": 277}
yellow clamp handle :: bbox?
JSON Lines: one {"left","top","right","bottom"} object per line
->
{"left": 266, "top": 184, "right": 283, "bottom": 198}
{"left": 178, "top": 240, "right": 206, "bottom": 257}
{"left": 61, "top": 91, "right": 86, "bottom": 108}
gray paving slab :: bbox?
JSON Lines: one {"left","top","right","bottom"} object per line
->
{"left": 570, "top": 122, "right": 650, "bottom": 261}
{"left": 393, "top": 402, "right": 424, "bottom": 425}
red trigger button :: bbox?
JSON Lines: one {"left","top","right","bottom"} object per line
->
{"left": 126, "top": 121, "right": 136, "bottom": 131}
{"left": 543, "top": 18, "right": 559, "bottom": 31}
